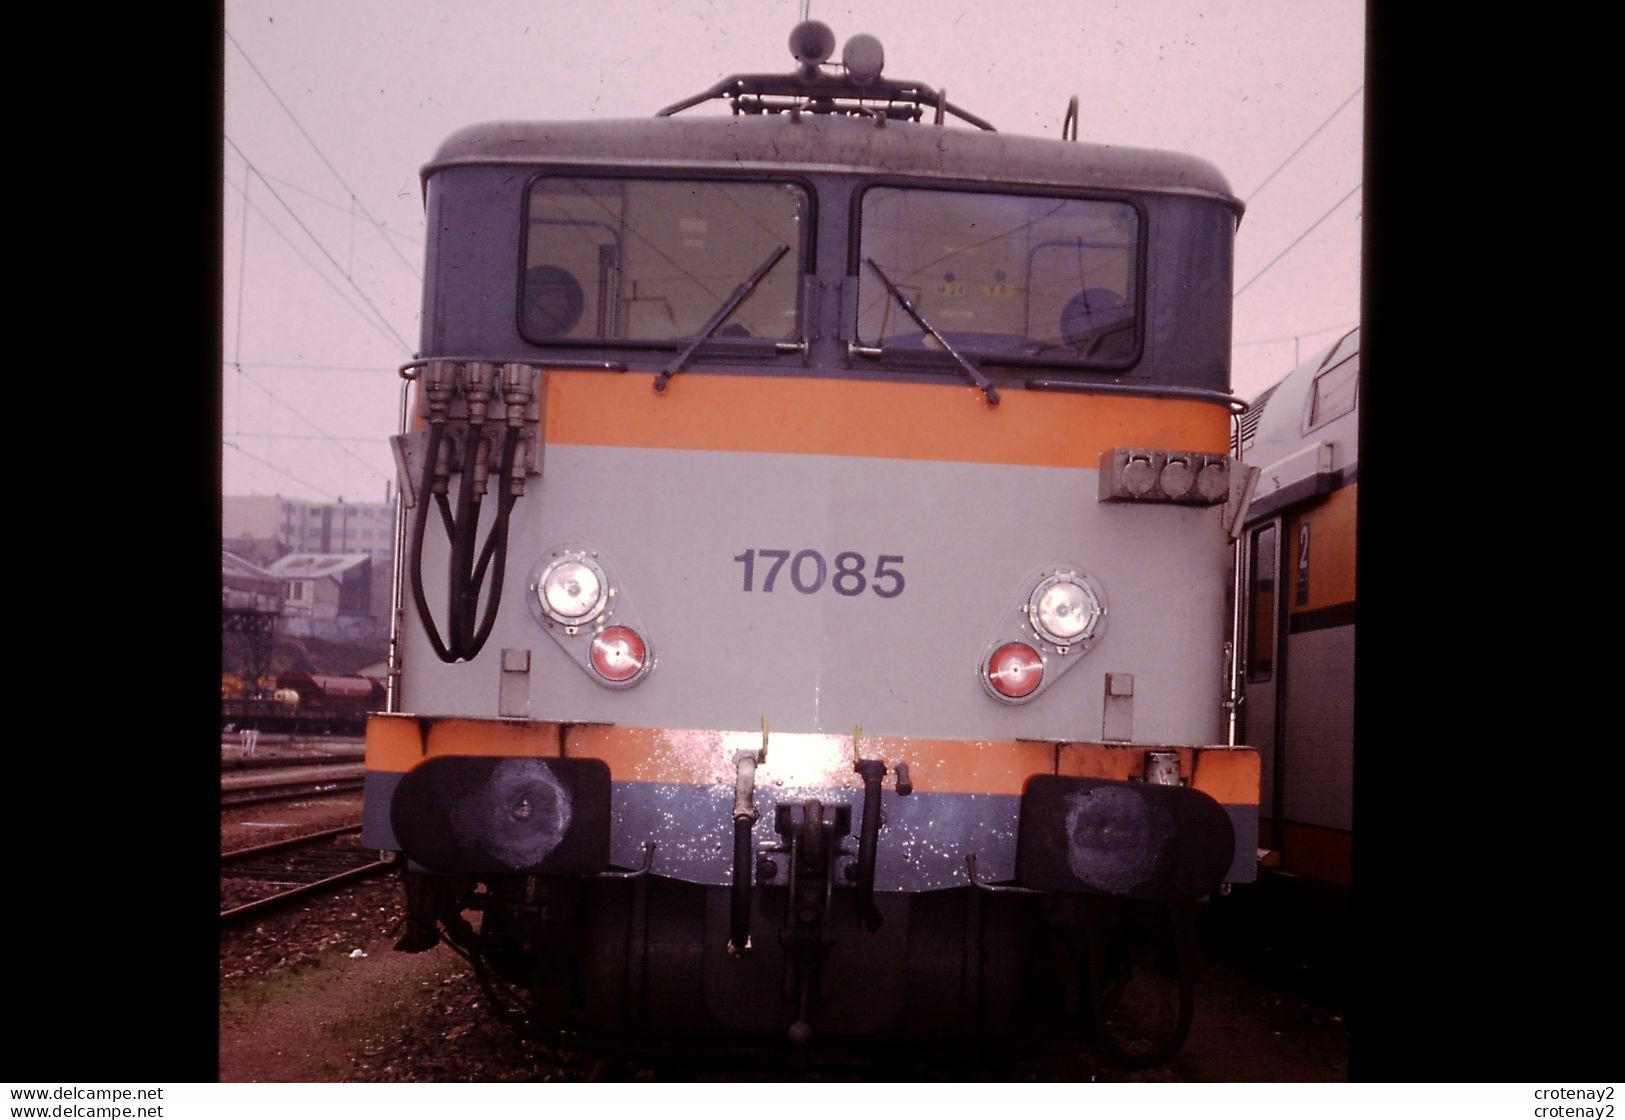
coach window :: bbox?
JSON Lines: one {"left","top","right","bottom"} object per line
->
{"left": 855, "top": 186, "right": 1140, "bottom": 365}
{"left": 1246, "top": 523, "right": 1277, "bottom": 682}
{"left": 521, "top": 178, "right": 808, "bottom": 345}
{"left": 1308, "top": 353, "right": 1358, "bottom": 430}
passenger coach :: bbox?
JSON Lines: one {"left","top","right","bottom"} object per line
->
{"left": 1234, "top": 328, "right": 1358, "bottom": 887}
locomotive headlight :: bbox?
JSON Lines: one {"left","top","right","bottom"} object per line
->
{"left": 1027, "top": 573, "right": 1103, "bottom": 647}
{"left": 528, "top": 546, "right": 654, "bottom": 686}
{"left": 537, "top": 556, "right": 608, "bottom": 625}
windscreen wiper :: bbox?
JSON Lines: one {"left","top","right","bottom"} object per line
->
{"left": 864, "top": 258, "right": 1000, "bottom": 406}
{"left": 654, "top": 244, "right": 790, "bottom": 393}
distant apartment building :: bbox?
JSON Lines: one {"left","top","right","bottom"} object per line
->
{"left": 222, "top": 494, "right": 396, "bottom": 563}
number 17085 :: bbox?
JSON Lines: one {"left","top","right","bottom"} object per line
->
{"left": 732, "top": 549, "right": 905, "bottom": 598}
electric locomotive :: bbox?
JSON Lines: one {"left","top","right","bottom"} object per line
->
{"left": 1233, "top": 328, "right": 1358, "bottom": 887}
{"left": 363, "top": 22, "right": 1260, "bottom": 1063}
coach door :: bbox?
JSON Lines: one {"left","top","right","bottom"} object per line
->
{"left": 1240, "top": 518, "right": 1285, "bottom": 857}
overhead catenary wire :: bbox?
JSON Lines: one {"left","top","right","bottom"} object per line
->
{"left": 1227, "top": 86, "right": 1363, "bottom": 312}
{"left": 219, "top": 359, "right": 394, "bottom": 374}
{"left": 234, "top": 172, "right": 251, "bottom": 366}
{"left": 232, "top": 365, "right": 388, "bottom": 482}
{"left": 224, "top": 440, "right": 342, "bottom": 502}
{"left": 1233, "top": 183, "right": 1361, "bottom": 299}
{"left": 234, "top": 170, "right": 251, "bottom": 439}
{"left": 231, "top": 432, "right": 391, "bottom": 443}
{"left": 223, "top": 168, "right": 411, "bottom": 356}
{"left": 1242, "top": 86, "right": 1364, "bottom": 205}
{"left": 248, "top": 166, "right": 424, "bottom": 252}
{"left": 226, "top": 31, "right": 422, "bottom": 281}
{"left": 1234, "top": 320, "right": 1358, "bottom": 348}
{"left": 225, "top": 137, "right": 415, "bottom": 354}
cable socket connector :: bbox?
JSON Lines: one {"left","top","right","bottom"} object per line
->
{"left": 422, "top": 360, "right": 457, "bottom": 424}
{"left": 501, "top": 362, "right": 535, "bottom": 426}
{"left": 461, "top": 361, "right": 497, "bottom": 427}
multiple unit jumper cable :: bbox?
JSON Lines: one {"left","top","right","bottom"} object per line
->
{"left": 406, "top": 359, "right": 532, "bottom": 663}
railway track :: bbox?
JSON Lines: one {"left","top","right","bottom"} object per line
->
{"left": 220, "top": 826, "right": 396, "bottom": 926}
{"left": 221, "top": 778, "right": 365, "bottom": 809}
{"left": 222, "top": 750, "right": 366, "bottom": 772}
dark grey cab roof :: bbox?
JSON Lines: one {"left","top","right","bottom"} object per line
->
{"left": 426, "top": 114, "right": 1240, "bottom": 210}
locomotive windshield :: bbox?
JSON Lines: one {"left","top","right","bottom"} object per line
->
{"left": 520, "top": 177, "right": 808, "bottom": 344}
{"left": 856, "top": 187, "right": 1140, "bottom": 365}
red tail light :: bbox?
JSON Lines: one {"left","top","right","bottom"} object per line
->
{"left": 987, "top": 642, "right": 1043, "bottom": 699}
{"left": 590, "top": 626, "right": 648, "bottom": 683}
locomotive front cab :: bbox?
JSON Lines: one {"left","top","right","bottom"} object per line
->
{"left": 363, "top": 23, "right": 1259, "bottom": 1063}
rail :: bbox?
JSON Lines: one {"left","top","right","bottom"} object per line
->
{"left": 220, "top": 829, "right": 396, "bottom": 926}
{"left": 221, "top": 778, "right": 364, "bottom": 810}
